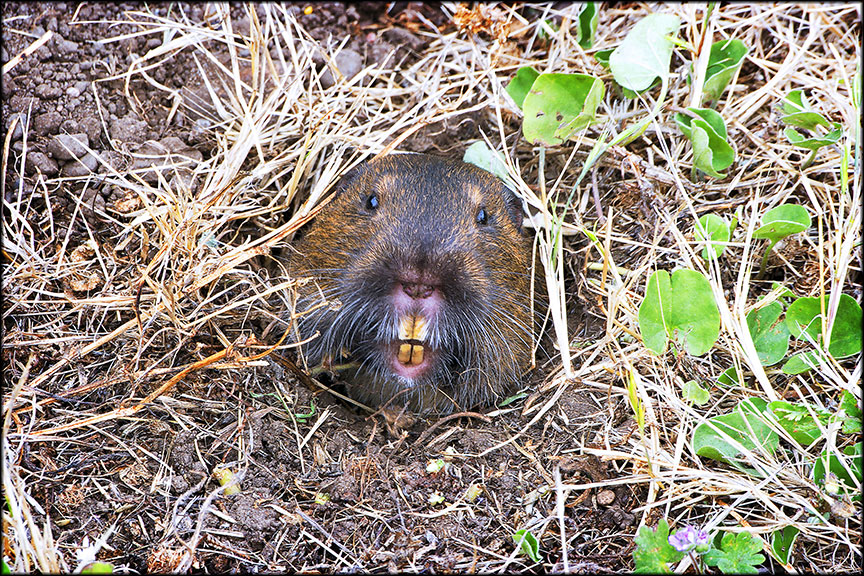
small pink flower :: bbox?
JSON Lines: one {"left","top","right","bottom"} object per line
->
{"left": 669, "top": 525, "right": 710, "bottom": 553}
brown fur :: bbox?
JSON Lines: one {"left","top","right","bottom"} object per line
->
{"left": 288, "top": 153, "right": 533, "bottom": 413}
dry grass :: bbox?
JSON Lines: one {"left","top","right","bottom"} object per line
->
{"left": 2, "top": 2, "right": 860, "bottom": 573}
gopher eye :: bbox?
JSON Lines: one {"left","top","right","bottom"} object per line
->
{"left": 475, "top": 206, "right": 489, "bottom": 226}
{"left": 365, "top": 192, "right": 379, "bottom": 211}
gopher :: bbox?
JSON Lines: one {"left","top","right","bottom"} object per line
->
{"left": 288, "top": 153, "right": 534, "bottom": 413}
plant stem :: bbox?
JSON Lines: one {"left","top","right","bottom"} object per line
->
{"left": 688, "top": 551, "right": 704, "bottom": 574}
{"left": 757, "top": 239, "right": 777, "bottom": 279}
{"left": 802, "top": 149, "right": 817, "bottom": 169}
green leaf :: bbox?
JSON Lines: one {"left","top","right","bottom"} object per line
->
{"left": 609, "top": 13, "right": 680, "bottom": 92}
{"left": 499, "top": 391, "right": 528, "bottom": 407}
{"left": 746, "top": 301, "right": 790, "bottom": 366}
{"left": 695, "top": 213, "right": 731, "bottom": 259}
{"left": 768, "top": 400, "right": 833, "bottom": 446}
{"left": 784, "top": 124, "right": 843, "bottom": 152}
{"left": 703, "top": 532, "right": 766, "bottom": 574}
{"left": 463, "top": 141, "right": 514, "bottom": 186}
{"left": 512, "top": 529, "right": 542, "bottom": 562}
{"left": 576, "top": 2, "right": 598, "bottom": 49}
{"left": 81, "top": 562, "right": 115, "bottom": 575}
{"left": 676, "top": 107, "right": 728, "bottom": 139}
{"left": 780, "top": 90, "right": 833, "bottom": 130}
{"left": 627, "top": 368, "right": 645, "bottom": 434}
{"left": 717, "top": 367, "right": 742, "bottom": 387}
{"left": 781, "top": 351, "right": 821, "bottom": 375}
{"left": 786, "top": 293, "right": 862, "bottom": 358}
{"left": 1, "top": 560, "right": 10, "bottom": 576}
{"left": 812, "top": 442, "right": 862, "bottom": 500}
{"left": 638, "top": 269, "right": 721, "bottom": 356}
{"left": 781, "top": 112, "right": 834, "bottom": 131}
{"left": 702, "top": 39, "right": 748, "bottom": 101}
{"left": 506, "top": 66, "right": 540, "bottom": 110}
{"left": 826, "top": 294, "right": 864, "bottom": 357}
{"left": 522, "top": 73, "right": 605, "bottom": 145}
{"left": 781, "top": 89, "right": 809, "bottom": 114}
{"left": 537, "top": 19, "right": 560, "bottom": 41}
{"left": 692, "top": 398, "right": 779, "bottom": 475}
{"left": 594, "top": 47, "right": 613, "bottom": 68}
{"left": 675, "top": 108, "right": 735, "bottom": 178}
{"left": 770, "top": 282, "right": 798, "bottom": 301}
{"left": 753, "top": 204, "right": 810, "bottom": 244}
{"left": 633, "top": 518, "right": 684, "bottom": 573}
{"left": 683, "top": 380, "right": 710, "bottom": 406}
{"left": 840, "top": 391, "right": 861, "bottom": 434}
{"left": 770, "top": 526, "right": 800, "bottom": 565}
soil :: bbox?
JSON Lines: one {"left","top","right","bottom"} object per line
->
{"left": 2, "top": 2, "right": 636, "bottom": 572}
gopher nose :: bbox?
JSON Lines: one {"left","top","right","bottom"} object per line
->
{"left": 402, "top": 281, "right": 435, "bottom": 299}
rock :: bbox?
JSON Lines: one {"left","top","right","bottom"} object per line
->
{"left": 61, "top": 151, "right": 100, "bottom": 177}
{"left": 79, "top": 117, "right": 103, "bottom": 144}
{"left": 96, "top": 150, "right": 126, "bottom": 174}
{"left": 34, "top": 111, "right": 63, "bottom": 134}
{"left": 52, "top": 35, "right": 79, "bottom": 54}
{"left": 46, "top": 133, "right": 90, "bottom": 161}
{"left": 159, "top": 136, "right": 189, "bottom": 153}
{"left": 109, "top": 113, "right": 149, "bottom": 145}
{"left": 60, "top": 119, "right": 80, "bottom": 133}
{"left": 5, "top": 113, "right": 26, "bottom": 141}
{"left": 319, "top": 49, "right": 364, "bottom": 88}
{"left": 36, "top": 83, "right": 63, "bottom": 99}
{"left": 25, "top": 152, "right": 59, "bottom": 176}
{"left": 383, "top": 28, "right": 425, "bottom": 51}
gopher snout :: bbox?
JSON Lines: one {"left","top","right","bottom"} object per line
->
{"left": 289, "top": 153, "right": 534, "bottom": 413}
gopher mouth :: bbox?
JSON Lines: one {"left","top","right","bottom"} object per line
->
{"left": 389, "top": 313, "right": 435, "bottom": 380}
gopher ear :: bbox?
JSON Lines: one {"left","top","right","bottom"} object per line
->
{"left": 502, "top": 185, "right": 527, "bottom": 233}
{"left": 330, "top": 160, "right": 371, "bottom": 200}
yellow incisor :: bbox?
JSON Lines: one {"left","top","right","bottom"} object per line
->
{"left": 397, "top": 314, "right": 427, "bottom": 366}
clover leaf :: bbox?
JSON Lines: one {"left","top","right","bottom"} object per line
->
{"left": 779, "top": 89, "right": 844, "bottom": 168}
{"left": 522, "top": 73, "right": 604, "bottom": 145}
{"left": 609, "top": 13, "right": 680, "bottom": 93}
{"left": 692, "top": 398, "right": 779, "bottom": 476}
{"left": 633, "top": 519, "right": 684, "bottom": 573}
{"left": 675, "top": 108, "right": 735, "bottom": 179}
{"left": 746, "top": 301, "right": 790, "bottom": 366}
{"left": 505, "top": 66, "right": 540, "bottom": 110}
{"left": 695, "top": 213, "right": 731, "bottom": 260}
{"left": 781, "top": 90, "right": 832, "bottom": 129}
{"left": 638, "top": 269, "right": 721, "bottom": 356}
{"left": 717, "top": 366, "right": 743, "bottom": 387}
{"left": 683, "top": 380, "right": 710, "bottom": 406}
{"left": 785, "top": 293, "right": 862, "bottom": 358}
{"left": 463, "top": 141, "right": 515, "bottom": 188}
{"left": 813, "top": 442, "right": 862, "bottom": 501}
{"left": 512, "top": 529, "right": 542, "bottom": 562}
{"left": 770, "top": 526, "right": 800, "bottom": 566}
{"left": 753, "top": 203, "right": 810, "bottom": 278}
{"left": 840, "top": 390, "right": 861, "bottom": 434}
{"left": 576, "top": 2, "right": 598, "bottom": 49}
{"left": 781, "top": 292, "right": 862, "bottom": 374}
{"left": 702, "top": 39, "right": 748, "bottom": 102}
{"left": 703, "top": 531, "right": 766, "bottom": 574}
